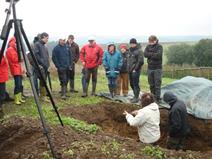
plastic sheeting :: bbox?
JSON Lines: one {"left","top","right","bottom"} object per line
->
{"left": 160, "top": 76, "right": 212, "bottom": 119}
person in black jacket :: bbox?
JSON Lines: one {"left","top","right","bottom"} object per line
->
{"left": 163, "top": 92, "right": 190, "bottom": 150}
{"left": 34, "top": 32, "right": 50, "bottom": 101}
{"left": 116, "top": 44, "right": 129, "bottom": 96}
{"left": 144, "top": 35, "right": 163, "bottom": 102}
{"left": 128, "top": 38, "right": 144, "bottom": 103}
{"left": 67, "top": 35, "right": 80, "bottom": 93}
{"left": 52, "top": 39, "right": 72, "bottom": 100}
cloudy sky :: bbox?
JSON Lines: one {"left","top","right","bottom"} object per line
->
{"left": 0, "top": 0, "right": 212, "bottom": 39}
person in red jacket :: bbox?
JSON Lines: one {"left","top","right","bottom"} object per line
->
{"left": 80, "top": 37, "right": 103, "bottom": 97}
{"left": 6, "top": 37, "right": 25, "bottom": 105}
{"left": 0, "top": 54, "right": 9, "bottom": 118}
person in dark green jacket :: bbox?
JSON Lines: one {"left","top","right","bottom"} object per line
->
{"left": 103, "top": 43, "right": 123, "bottom": 98}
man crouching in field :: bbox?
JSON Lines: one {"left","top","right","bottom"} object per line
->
{"left": 123, "top": 93, "right": 160, "bottom": 144}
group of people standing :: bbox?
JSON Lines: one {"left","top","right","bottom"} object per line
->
{"left": 51, "top": 34, "right": 163, "bottom": 104}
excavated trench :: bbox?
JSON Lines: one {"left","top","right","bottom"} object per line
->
{"left": 61, "top": 102, "right": 212, "bottom": 152}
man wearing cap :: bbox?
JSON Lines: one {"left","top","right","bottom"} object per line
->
{"left": 128, "top": 38, "right": 144, "bottom": 103}
{"left": 34, "top": 32, "right": 50, "bottom": 101}
{"left": 116, "top": 44, "right": 129, "bottom": 96}
{"left": 52, "top": 39, "right": 72, "bottom": 100}
{"left": 67, "top": 35, "right": 80, "bottom": 93}
{"left": 80, "top": 37, "right": 103, "bottom": 97}
{"left": 144, "top": 35, "right": 163, "bottom": 102}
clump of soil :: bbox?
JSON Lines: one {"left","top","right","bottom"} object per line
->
{"left": 61, "top": 101, "right": 212, "bottom": 152}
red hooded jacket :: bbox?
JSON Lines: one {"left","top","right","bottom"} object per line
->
{"left": 6, "top": 37, "right": 22, "bottom": 76}
{"left": 0, "top": 54, "right": 9, "bottom": 83}
{"left": 80, "top": 43, "right": 103, "bottom": 69}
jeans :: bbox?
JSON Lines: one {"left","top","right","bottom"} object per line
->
{"left": 108, "top": 77, "right": 118, "bottom": 89}
{"left": 14, "top": 75, "right": 22, "bottom": 94}
{"left": 129, "top": 71, "right": 141, "bottom": 98}
{"left": 147, "top": 69, "right": 162, "bottom": 100}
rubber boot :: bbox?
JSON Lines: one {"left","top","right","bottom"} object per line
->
{"left": 70, "top": 80, "right": 78, "bottom": 93}
{"left": 19, "top": 93, "right": 25, "bottom": 103}
{"left": 81, "top": 83, "right": 88, "bottom": 97}
{"left": 91, "top": 82, "right": 97, "bottom": 96}
{"left": 108, "top": 84, "right": 114, "bottom": 98}
{"left": 130, "top": 89, "right": 139, "bottom": 103}
{"left": 61, "top": 86, "right": 67, "bottom": 100}
{"left": 14, "top": 94, "right": 21, "bottom": 105}
{"left": 40, "top": 87, "right": 50, "bottom": 102}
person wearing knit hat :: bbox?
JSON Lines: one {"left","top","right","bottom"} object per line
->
{"left": 144, "top": 35, "right": 163, "bottom": 103}
{"left": 116, "top": 44, "right": 129, "bottom": 96}
{"left": 128, "top": 38, "right": 144, "bottom": 103}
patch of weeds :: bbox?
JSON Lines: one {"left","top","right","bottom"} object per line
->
{"left": 59, "top": 117, "right": 100, "bottom": 134}
{"left": 119, "top": 153, "right": 135, "bottom": 159}
{"left": 101, "top": 139, "right": 120, "bottom": 156}
{"left": 42, "top": 151, "right": 53, "bottom": 159}
{"left": 70, "top": 140, "right": 97, "bottom": 153}
{"left": 142, "top": 145, "right": 166, "bottom": 159}
{"left": 62, "top": 148, "right": 74, "bottom": 157}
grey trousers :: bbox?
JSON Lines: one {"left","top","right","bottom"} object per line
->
{"left": 147, "top": 69, "right": 162, "bottom": 100}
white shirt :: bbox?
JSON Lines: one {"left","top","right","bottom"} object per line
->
{"left": 126, "top": 102, "right": 160, "bottom": 143}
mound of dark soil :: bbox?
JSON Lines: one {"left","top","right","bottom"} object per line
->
{"left": 61, "top": 101, "right": 212, "bottom": 152}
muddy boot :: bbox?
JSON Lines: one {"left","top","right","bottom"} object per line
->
{"left": 14, "top": 94, "right": 21, "bottom": 105}
{"left": 81, "top": 83, "right": 88, "bottom": 97}
{"left": 61, "top": 86, "right": 67, "bottom": 100}
{"left": 70, "top": 80, "right": 78, "bottom": 93}
{"left": 18, "top": 93, "right": 25, "bottom": 103}
{"left": 0, "top": 106, "right": 4, "bottom": 119}
{"left": 4, "top": 92, "right": 13, "bottom": 102}
{"left": 91, "top": 82, "right": 97, "bottom": 96}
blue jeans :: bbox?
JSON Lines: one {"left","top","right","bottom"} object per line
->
{"left": 108, "top": 77, "right": 117, "bottom": 89}
{"left": 129, "top": 71, "right": 141, "bottom": 98}
{"left": 14, "top": 75, "right": 22, "bottom": 94}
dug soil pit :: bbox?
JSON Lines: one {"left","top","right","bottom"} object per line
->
{"left": 61, "top": 101, "right": 212, "bottom": 152}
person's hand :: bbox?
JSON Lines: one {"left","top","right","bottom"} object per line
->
{"left": 123, "top": 110, "right": 128, "bottom": 116}
{"left": 131, "top": 110, "right": 138, "bottom": 116}
{"left": 82, "top": 62, "right": 86, "bottom": 66}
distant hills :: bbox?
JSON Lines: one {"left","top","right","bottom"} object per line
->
{"left": 1, "top": 35, "right": 212, "bottom": 47}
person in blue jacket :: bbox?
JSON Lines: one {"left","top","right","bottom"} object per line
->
{"left": 103, "top": 43, "right": 123, "bottom": 98}
{"left": 52, "top": 38, "right": 72, "bottom": 100}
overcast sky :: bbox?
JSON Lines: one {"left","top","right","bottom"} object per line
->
{"left": 0, "top": 0, "right": 212, "bottom": 39}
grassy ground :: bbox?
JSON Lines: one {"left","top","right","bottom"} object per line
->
{"left": 3, "top": 72, "right": 175, "bottom": 134}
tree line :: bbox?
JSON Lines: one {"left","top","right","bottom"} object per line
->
{"left": 166, "top": 39, "right": 212, "bottom": 67}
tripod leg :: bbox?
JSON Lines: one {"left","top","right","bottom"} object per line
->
{"left": 12, "top": 18, "right": 58, "bottom": 158}
{"left": 20, "top": 22, "right": 63, "bottom": 126}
